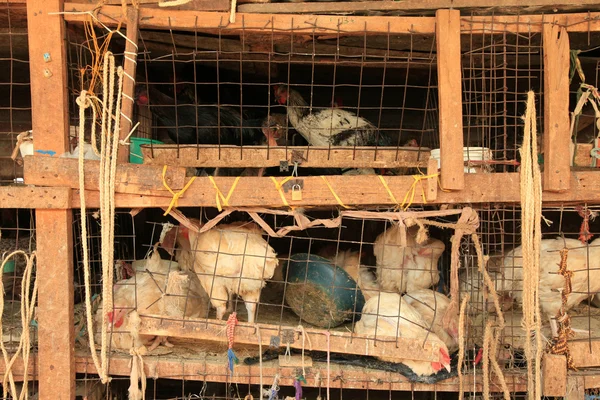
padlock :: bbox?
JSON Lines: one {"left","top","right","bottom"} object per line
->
{"left": 291, "top": 184, "right": 302, "bottom": 201}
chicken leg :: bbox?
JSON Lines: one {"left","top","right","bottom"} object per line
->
{"left": 243, "top": 292, "right": 260, "bottom": 324}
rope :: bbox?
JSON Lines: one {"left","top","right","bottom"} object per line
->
{"left": 0, "top": 250, "right": 38, "bottom": 400}
{"left": 320, "top": 176, "right": 349, "bottom": 209}
{"left": 229, "top": 0, "right": 237, "bottom": 23}
{"left": 296, "top": 325, "right": 312, "bottom": 378}
{"left": 129, "top": 346, "right": 147, "bottom": 400}
{"left": 457, "top": 294, "right": 470, "bottom": 400}
{"left": 520, "top": 91, "right": 543, "bottom": 400}
{"left": 226, "top": 312, "right": 239, "bottom": 376}
{"left": 270, "top": 176, "right": 294, "bottom": 207}
{"left": 377, "top": 175, "right": 399, "bottom": 206}
{"left": 208, "top": 176, "right": 239, "bottom": 212}
{"left": 325, "top": 331, "right": 331, "bottom": 400}
{"left": 550, "top": 248, "right": 577, "bottom": 370}
{"left": 162, "top": 165, "right": 196, "bottom": 216}
{"left": 576, "top": 206, "right": 595, "bottom": 244}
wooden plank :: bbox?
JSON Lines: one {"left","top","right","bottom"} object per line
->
{"left": 61, "top": 4, "right": 600, "bottom": 34}
{"left": 138, "top": 314, "right": 441, "bottom": 362}
{"left": 63, "top": 171, "right": 600, "bottom": 208}
{"left": 117, "top": 6, "right": 139, "bottom": 163}
{"left": 35, "top": 210, "right": 75, "bottom": 400}
{"left": 542, "top": 22, "right": 571, "bottom": 192}
{"left": 567, "top": 376, "right": 585, "bottom": 400}
{"left": 543, "top": 354, "right": 567, "bottom": 397}
{"left": 238, "top": 0, "right": 600, "bottom": 14}
{"left": 570, "top": 341, "right": 600, "bottom": 368}
{"left": 436, "top": 9, "right": 464, "bottom": 191}
{"left": 73, "top": 352, "right": 528, "bottom": 392}
{"left": 573, "top": 143, "right": 594, "bottom": 168}
{"left": 62, "top": 4, "right": 437, "bottom": 35}
{"left": 141, "top": 145, "right": 430, "bottom": 169}
{"left": 23, "top": 156, "right": 187, "bottom": 196}
{"left": 0, "top": 186, "right": 71, "bottom": 209}
{"left": 27, "top": 1, "right": 75, "bottom": 399}
{"left": 28, "top": 0, "right": 69, "bottom": 159}
{"left": 426, "top": 158, "right": 438, "bottom": 202}
{"left": 461, "top": 13, "right": 600, "bottom": 34}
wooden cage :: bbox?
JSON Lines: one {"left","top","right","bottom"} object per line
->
{"left": 2, "top": 0, "right": 600, "bottom": 399}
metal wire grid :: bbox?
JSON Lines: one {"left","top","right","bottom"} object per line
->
{"left": 462, "top": 204, "right": 600, "bottom": 371}
{"left": 0, "top": 3, "right": 31, "bottom": 184}
{"left": 0, "top": 208, "right": 36, "bottom": 396}
{"left": 460, "top": 15, "right": 545, "bottom": 172}
{"left": 64, "top": 19, "right": 439, "bottom": 168}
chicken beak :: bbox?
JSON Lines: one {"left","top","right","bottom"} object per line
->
{"left": 444, "top": 363, "right": 451, "bottom": 373}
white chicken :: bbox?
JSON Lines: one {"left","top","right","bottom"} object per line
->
{"left": 95, "top": 251, "right": 209, "bottom": 351}
{"left": 168, "top": 220, "right": 279, "bottom": 323}
{"left": 494, "top": 237, "right": 600, "bottom": 337}
{"left": 403, "top": 289, "right": 460, "bottom": 353}
{"left": 373, "top": 224, "right": 445, "bottom": 294}
{"left": 317, "top": 246, "right": 380, "bottom": 300}
{"left": 274, "top": 85, "right": 384, "bottom": 147}
{"left": 354, "top": 292, "right": 451, "bottom": 376}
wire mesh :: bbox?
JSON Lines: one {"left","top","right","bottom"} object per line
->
{"left": 65, "top": 19, "right": 438, "bottom": 175}
{"left": 0, "top": 2, "right": 31, "bottom": 184}
{"left": 0, "top": 208, "right": 37, "bottom": 397}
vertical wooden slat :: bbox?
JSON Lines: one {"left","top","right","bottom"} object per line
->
{"left": 436, "top": 9, "right": 465, "bottom": 191}
{"left": 35, "top": 210, "right": 75, "bottom": 400}
{"left": 542, "top": 23, "right": 571, "bottom": 192}
{"left": 27, "top": 1, "right": 75, "bottom": 399}
{"left": 117, "top": 6, "right": 140, "bottom": 163}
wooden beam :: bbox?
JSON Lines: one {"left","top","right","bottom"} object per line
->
{"left": 28, "top": 1, "right": 69, "bottom": 158}
{"left": 117, "top": 6, "right": 139, "bottom": 163}
{"left": 0, "top": 186, "right": 71, "bottom": 209}
{"left": 566, "top": 376, "right": 585, "bottom": 400}
{"left": 23, "top": 156, "right": 187, "bottom": 196}
{"left": 140, "top": 145, "right": 430, "bottom": 169}
{"left": 36, "top": 211, "right": 75, "bottom": 400}
{"left": 138, "top": 314, "right": 441, "bottom": 362}
{"left": 73, "top": 351, "right": 528, "bottom": 392}
{"left": 27, "top": 1, "right": 76, "bottom": 400}
{"left": 238, "top": 0, "right": 600, "bottom": 15}
{"left": 542, "top": 22, "right": 571, "bottom": 192}
{"left": 543, "top": 354, "right": 567, "bottom": 397}
{"left": 436, "top": 9, "right": 464, "bottom": 191}
{"left": 570, "top": 341, "right": 600, "bottom": 368}
{"left": 61, "top": 4, "right": 600, "bottom": 34}
{"left": 62, "top": 4, "right": 437, "bottom": 35}
{"left": 63, "top": 171, "right": 600, "bottom": 208}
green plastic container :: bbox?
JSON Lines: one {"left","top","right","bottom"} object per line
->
{"left": 2, "top": 260, "right": 15, "bottom": 273}
{"left": 129, "top": 137, "right": 163, "bottom": 164}
{"left": 283, "top": 253, "right": 366, "bottom": 328}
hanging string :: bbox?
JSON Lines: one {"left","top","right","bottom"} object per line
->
{"left": 226, "top": 312, "right": 239, "bottom": 376}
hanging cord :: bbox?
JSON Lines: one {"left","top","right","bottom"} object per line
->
{"left": 457, "top": 294, "right": 470, "bottom": 400}
{"left": 0, "top": 250, "right": 38, "bottom": 400}
{"left": 226, "top": 312, "right": 239, "bottom": 376}
{"left": 255, "top": 325, "right": 263, "bottom": 398}
{"left": 76, "top": 51, "right": 124, "bottom": 384}
{"left": 550, "top": 248, "right": 577, "bottom": 370}
{"left": 520, "top": 91, "right": 543, "bottom": 400}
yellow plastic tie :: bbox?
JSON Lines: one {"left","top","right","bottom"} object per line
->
{"left": 271, "top": 176, "right": 293, "bottom": 207}
{"left": 208, "top": 176, "right": 240, "bottom": 212}
{"left": 162, "top": 165, "right": 196, "bottom": 216}
{"left": 399, "top": 173, "right": 439, "bottom": 211}
{"left": 320, "top": 176, "right": 349, "bottom": 209}
{"left": 377, "top": 175, "right": 399, "bottom": 207}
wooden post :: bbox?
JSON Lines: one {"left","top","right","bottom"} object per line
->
{"left": 542, "top": 22, "right": 571, "bottom": 192}
{"left": 118, "top": 6, "right": 140, "bottom": 163}
{"left": 436, "top": 9, "right": 465, "bottom": 191}
{"left": 26, "top": 1, "right": 76, "bottom": 399}
{"left": 542, "top": 354, "right": 567, "bottom": 396}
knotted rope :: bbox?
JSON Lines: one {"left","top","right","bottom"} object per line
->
{"left": 550, "top": 248, "right": 577, "bottom": 370}
{"left": 226, "top": 312, "right": 239, "bottom": 376}
{"left": 520, "top": 91, "right": 543, "bottom": 400}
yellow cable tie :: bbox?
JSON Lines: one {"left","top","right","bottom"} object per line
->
{"left": 399, "top": 172, "right": 439, "bottom": 211}
{"left": 208, "top": 176, "right": 240, "bottom": 212}
{"left": 271, "top": 176, "right": 292, "bottom": 207}
{"left": 377, "top": 175, "right": 399, "bottom": 207}
{"left": 162, "top": 165, "right": 196, "bottom": 216}
{"left": 320, "top": 176, "right": 349, "bottom": 209}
